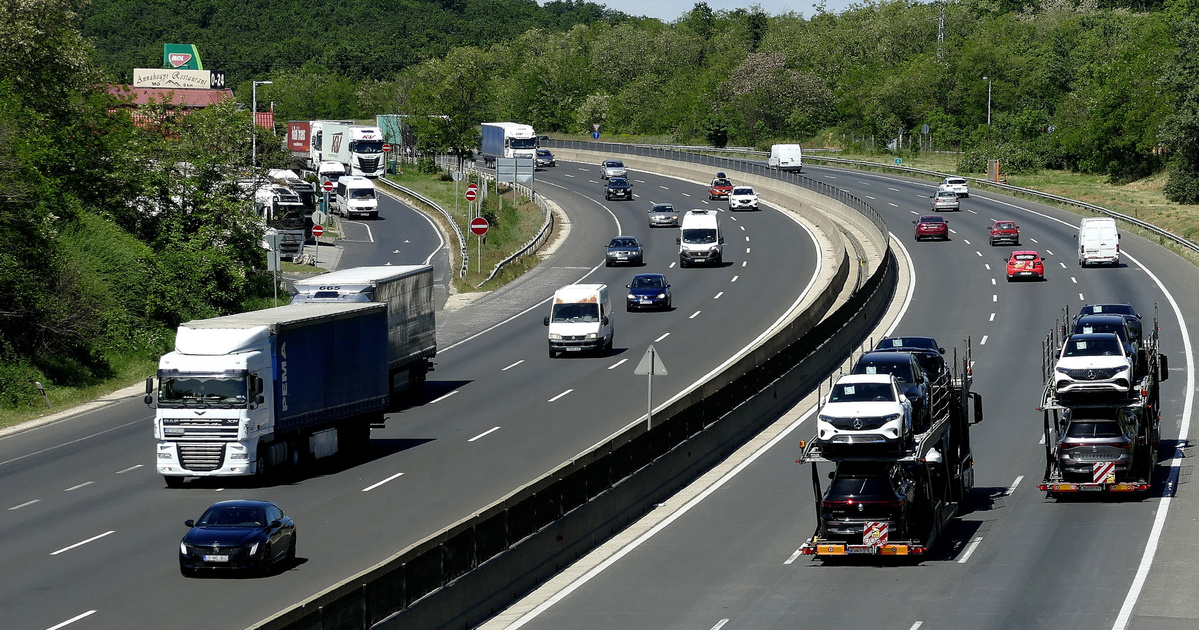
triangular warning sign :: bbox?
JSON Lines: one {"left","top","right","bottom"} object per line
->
{"left": 634, "top": 345, "right": 668, "bottom": 376}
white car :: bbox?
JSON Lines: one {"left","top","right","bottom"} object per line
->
{"left": 941, "top": 177, "right": 970, "bottom": 197}
{"left": 600, "top": 159, "right": 627, "bottom": 179}
{"left": 815, "top": 373, "right": 912, "bottom": 447}
{"left": 728, "top": 186, "right": 759, "bottom": 211}
{"left": 1053, "top": 333, "right": 1133, "bottom": 399}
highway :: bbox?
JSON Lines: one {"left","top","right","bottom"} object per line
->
{"left": 496, "top": 163, "right": 1198, "bottom": 630}
{"left": 0, "top": 162, "right": 820, "bottom": 630}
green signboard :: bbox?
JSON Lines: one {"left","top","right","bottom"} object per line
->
{"left": 163, "top": 44, "right": 203, "bottom": 70}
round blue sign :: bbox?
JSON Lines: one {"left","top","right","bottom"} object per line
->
{"left": 592, "top": 131, "right": 601, "bottom": 140}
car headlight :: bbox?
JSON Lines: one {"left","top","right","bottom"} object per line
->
{"left": 586, "top": 332, "right": 598, "bottom": 339}
{"left": 657, "top": 293, "right": 666, "bottom": 298}
{"left": 180, "top": 542, "right": 188, "bottom": 555}
{"left": 1055, "top": 367, "right": 1071, "bottom": 375}
{"left": 249, "top": 542, "right": 259, "bottom": 556}
{"left": 628, "top": 293, "right": 637, "bottom": 300}
{"left": 818, "top": 414, "right": 836, "bottom": 424}
{"left": 709, "top": 245, "right": 720, "bottom": 251}
{"left": 549, "top": 333, "right": 562, "bottom": 340}
{"left": 883, "top": 413, "right": 902, "bottom": 424}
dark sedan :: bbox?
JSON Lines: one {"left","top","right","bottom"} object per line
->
{"left": 605, "top": 236, "right": 644, "bottom": 266}
{"left": 874, "top": 336, "right": 948, "bottom": 378}
{"left": 626, "top": 273, "right": 671, "bottom": 311}
{"left": 1076, "top": 303, "right": 1142, "bottom": 343}
{"left": 179, "top": 500, "right": 296, "bottom": 576}
{"left": 820, "top": 462, "right": 917, "bottom": 542}
{"left": 605, "top": 177, "right": 634, "bottom": 200}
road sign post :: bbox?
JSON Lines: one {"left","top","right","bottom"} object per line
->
{"left": 311, "top": 224, "right": 324, "bottom": 268}
{"left": 634, "top": 345, "right": 668, "bottom": 429}
{"left": 470, "top": 218, "right": 489, "bottom": 273}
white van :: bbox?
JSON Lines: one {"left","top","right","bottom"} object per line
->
{"left": 768, "top": 144, "right": 803, "bottom": 172}
{"left": 544, "top": 284, "right": 613, "bottom": 357}
{"left": 677, "top": 209, "right": 724, "bottom": 267}
{"left": 1077, "top": 217, "right": 1120, "bottom": 267}
{"left": 334, "top": 176, "right": 378, "bottom": 219}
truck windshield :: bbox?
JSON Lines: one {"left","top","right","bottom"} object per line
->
{"left": 352, "top": 140, "right": 384, "bottom": 154}
{"left": 551, "top": 302, "right": 600, "bottom": 323}
{"left": 509, "top": 138, "right": 537, "bottom": 149}
{"left": 350, "top": 188, "right": 375, "bottom": 199}
{"left": 683, "top": 229, "right": 717, "bottom": 244}
{"left": 159, "top": 376, "right": 247, "bottom": 408}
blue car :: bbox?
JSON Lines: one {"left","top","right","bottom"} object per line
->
{"left": 626, "top": 273, "right": 671, "bottom": 311}
{"left": 179, "top": 499, "right": 297, "bottom": 576}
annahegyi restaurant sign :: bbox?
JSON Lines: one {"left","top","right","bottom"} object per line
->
{"left": 133, "top": 68, "right": 219, "bottom": 90}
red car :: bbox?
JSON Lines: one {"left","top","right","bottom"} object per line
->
{"left": 1007, "top": 250, "right": 1045, "bottom": 281}
{"left": 913, "top": 215, "right": 949, "bottom": 241}
{"left": 989, "top": 220, "right": 1020, "bottom": 246}
{"left": 708, "top": 173, "right": 733, "bottom": 200}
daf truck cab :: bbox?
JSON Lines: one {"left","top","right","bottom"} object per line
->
{"left": 544, "top": 284, "right": 613, "bottom": 357}
{"left": 677, "top": 209, "right": 724, "bottom": 267}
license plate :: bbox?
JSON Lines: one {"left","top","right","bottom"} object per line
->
{"left": 640, "top": 300, "right": 653, "bottom": 304}
{"left": 203, "top": 554, "right": 230, "bottom": 562}
{"left": 1079, "top": 484, "right": 1105, "bottom": 492}
{"left": 846, "top": 546, "right": 875, "bottom": 554}
{"left": 565, "top": 347, "right": 581, "bottom": 352}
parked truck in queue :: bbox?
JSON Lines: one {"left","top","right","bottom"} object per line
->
{"left": 798, "top": 340, "right": 982, "bottom": 557}
{"left": 148, "top": 303, "right": 390, "bottom": 486}
{"left": 1037, "top": 304, "right": 1167, "bottom": 496}
{"left": 318, "top": 122, "right": 386, "bottom": 178}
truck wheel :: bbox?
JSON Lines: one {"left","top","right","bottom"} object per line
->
{"left": 164, "top": 476, "right": 184, "bottom": 489}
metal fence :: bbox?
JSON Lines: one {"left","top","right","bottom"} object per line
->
{"left": 375, "top": 176, "right": 470, "bottom": 278}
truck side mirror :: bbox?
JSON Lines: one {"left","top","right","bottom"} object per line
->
{"left": 1160, "top": 355, "right": 1169, "bottom": 381}
{"left": 144, "top": 377, "right": 155, "bottom": 406}
{"left": 543, "top": 315, "right": 550, "bottom": 326}
{"left": 972, "top": 392, "right": 984, "bottom": 424}
{"left": 676, "top": 237, "right": 681, "bottom": 245}
{"left": 719, "top": 237, "right": 725, "bottom": 244}
{"left": 602, "top": 316, "right": 610, "bottom": 326}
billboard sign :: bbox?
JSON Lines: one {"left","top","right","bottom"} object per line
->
{"left": 287, "top": 122, "right": 311, "bottom": 152}
{"left": 163, "top": 44, "right": 204, "bottom": 70}
{"left": 133, "top": 68, "right": 215, "bottom": 90}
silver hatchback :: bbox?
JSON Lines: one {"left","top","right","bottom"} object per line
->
{"left": 930, "top": 190, "right": 961, "bottom": 212}
{"left": 648, "top": 203, "right": 679, "bottom": 227}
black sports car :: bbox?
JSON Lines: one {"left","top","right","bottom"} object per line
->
{"left": 179, "top": 499, "right": 296, "bottom": 576}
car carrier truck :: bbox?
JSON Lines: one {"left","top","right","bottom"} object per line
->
{"left": 797, "top": 341, "right": 982, "bottom": 557}
{"left": 147, "top": 303, "right": 390, "bottom": 487}
{"left": 291, "top": 265, "right": 437, "bottom": 400}
{"left": 1037, "top": 305, "right": 1167, "bottom": 496}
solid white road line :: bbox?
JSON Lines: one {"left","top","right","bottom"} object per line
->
{"left": 958, "top": 536, "right": 984, "bottom": 563}
{"left": 689, "top": 311, "right": 701, "bottom": 319}
{"left": 9, "top": 499, "right": 40, "bottom": 510}
{"left": 1007, "top": 475, "right": 1024, "bottom": 496}
{"left": 429, "top": 390, "right": 459, "bottom": 404}
{"left": 468, "top": 427, "right": 501, "bottom": 442}
{"left": 46, "top": 610, "right": 97, "bottom": 630}
{"left": 362, "top": 472, "right": 404, "bottom": 492}
{"left": 608, "top": 359, "right": 628, "bottom": 370}
{"left": 654, "top": 332, "right": 670, "bottom": 343}
{"left": 115, "top": 464, "right": 142, "bottom": 474}
{"left": 51, "top": 531, "right": 114, "bottom": 555}
{"left": 784, "top": 548, "right": 804, "bottom": 564}
{"left": 502, "top": 360, "right": 524, "bottom": 371}
{"left": 548, "top": 389, "right": 573, "bottom": 402}
{"left": 64, "top": 481, "right": 93, "bottom": 492}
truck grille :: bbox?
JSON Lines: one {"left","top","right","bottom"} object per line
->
{"left": 164, "top": 418, "right": 239, "bottom": 440}
{"left": 178, "top": 443, "right": 226, "bottom": 471}
{"left": 358, "top": 157, "right": 380, "bottom": 173}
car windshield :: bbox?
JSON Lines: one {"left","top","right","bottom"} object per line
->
{"left": 1082, "top": 304, "right": 1136, "bottom": 317}
{"left": 631, "top": 276, "right": 664, "bottom": 289}
{"left": 1076, "top": 321, "right": 1125, "bottom": 337}
{"left": 1063, "top": 336, "right": 1122, "bottom": 357}
{"left": 609, "top": 238, "right": 638, "bottom": 248}
{"left": 604, "top": 161, "right": 623, "bottom": 168}
{"left": 856, "top": 360, "right": 914, "bottom": 383}
{"left": 682, "top": 228, "right": 717, "bottom": 244}
{"left": 551, "top": 302, "right": 599, "bottom": 323}
{"left": 732, "top": 187, "right": 754, "bottom": 195}
{"left": 828, "top": 382, "right": 895, "bottom": 403}
{"left": 937, "top": 192, "right": 957, "bottom": 199}
{"left": 881, "top": 337, "right": 938, "bottom": 350}
{"left": 920, "top": 216, "right": 944, "bottom": 224}
{"left": 1012, "top": 254, "right": 1039, "bottom": 261}
{"left": 996, "top": 222, "right": 1016, "bottom": 230}
{"left": 350, "top": 188, "right": 374, "bottom": 199}
{"left": 1065, "top": 421, "right": 1125, "bottom": 439}
{"left": 537, "top": 149, "right": 551, "bottom": 156}
{"left": 826, "top": 476, "right": 894, "bottom": 499}
{"left": 198, "top": 506, "right": 265, "bottom": 528}
{"left": 712, "top": 179, "right": 731, "bottom": 187}
{"left": 651, "top": 205, "right": 675, "bottom": 213}
{"left": 609, "top": 178, "right": 628, "bottom": 186}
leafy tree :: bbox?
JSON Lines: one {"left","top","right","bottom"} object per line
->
{"left": 406, "top": 47, "right": 495, "bottom": 163}
{"left": 1160, "top": 1, "right": 1199, "bottom": 202}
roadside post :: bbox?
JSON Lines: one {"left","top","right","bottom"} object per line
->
{"left": 634, "top": 345, "right": 668, "bottom": 429}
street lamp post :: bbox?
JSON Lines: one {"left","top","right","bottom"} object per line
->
{"left": 983, "top": 76, "right": 992, "bottom": 125}
{"left": 251, "top": 80, "right": 273, "bottom": 168}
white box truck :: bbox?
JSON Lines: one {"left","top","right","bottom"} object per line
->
{"left": 1077, "top": 217, "right": 1120, "bottom": 267}
{"left": 543, "top": 284, "right": 613, "bottom": 357}
{"left": 768, "top": 144, "right": 803, "bottom": 172}
{"left": 332, "top": 176, "right": 378, "bottom": 219}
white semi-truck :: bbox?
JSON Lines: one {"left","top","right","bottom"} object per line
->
{"left": 322, "top": 123, "right": 386, "bottom": 178}
{"left": 480, "top": 122, "right": 537, "bottom": 167}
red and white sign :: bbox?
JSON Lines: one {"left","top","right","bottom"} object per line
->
{"left": 465, "top": 187, "right": 478, "bottom": 202}
{"left": 382, "top": 143, "right": 391, "bottom": 153}
{"left": 322, "top": 180, "right": 335, "bottom": 193}
{"left": 470, "top": 217, "right": 489, "bottom": 236}
{"left": 287, "top": 122, "right": 310, "bottom": 152}
{"left": 862, "top": 521, "right": 889, "bottom": 548}
{"left": 1092, "top": 462, "right": 1116, "bottom": 484}
{"left": 311, "top": 224, "right": 325, "bottom": 237}
{"left": 168, "top": 53, "right": 193, "bottom": 68}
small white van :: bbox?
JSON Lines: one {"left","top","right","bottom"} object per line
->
{"left": 334, "top": 176, "right": 378, "bottom": 219}
{"left": 768, "top": 144, "right": 803, "bottom": 172}
{"left": 677, "top": 209, "right": 724, "bottom": 267}
{"left": 544, "top": 284, "right": 613, "bottom": 357}
{"left": 1077, "top": 217, "right": 1120, "bottom": 267}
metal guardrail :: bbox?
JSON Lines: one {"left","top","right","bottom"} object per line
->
{"left": 376, "top": 175, "right": 470, "bottom": 278}
{"left": 630, "top": 142, "right": 1199, "bottom": 256}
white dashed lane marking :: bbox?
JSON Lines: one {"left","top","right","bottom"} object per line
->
{"left": 655, "top": 332, "right": 671, "bottom": 342}
{"left": 362, "top": 472, "right": 404, "bottom": 492}
{"left": 548, "top": 389, "right": 574, "bottom": 402}
{"left": 608, "top": 359, "right": 628, "bottom": 370}
{"left": 51, "top": 531, "right": 115, "bottom": 556}
{"left": 468, "top": 427, "right": 500, "bottom": 442}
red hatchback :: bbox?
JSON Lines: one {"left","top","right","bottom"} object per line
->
{"left": 989, "top": 220, "right": 1020, "bottom": 246}
{"left": 708, "top": 174, "right": 733, "bottom": 200}
{"left": 913, "top": 215, "right": 949, "bottom": 241}
{"left": 1007, "top": 250, "right": 1045, "bottom": 281}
